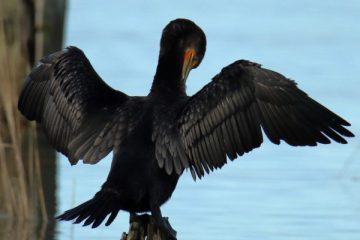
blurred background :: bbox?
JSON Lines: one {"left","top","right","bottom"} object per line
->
{"left": 0, "top": 0, "right": 359, "bottom": 239}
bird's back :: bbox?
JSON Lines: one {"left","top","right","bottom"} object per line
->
{"left": 101, "top": 97, "right": 182, "bottom": 212}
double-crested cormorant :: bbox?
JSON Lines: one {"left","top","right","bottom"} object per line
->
{"left": 18, "top": 19, "right": 354, "bottom": 239}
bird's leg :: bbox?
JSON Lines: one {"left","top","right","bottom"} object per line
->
{"left": 151, "top": 206, "right": 177, "bottom": 240}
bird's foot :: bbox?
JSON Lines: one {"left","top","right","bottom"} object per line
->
{"left": 130, "top": 212, "right": 150, "bottom": 225}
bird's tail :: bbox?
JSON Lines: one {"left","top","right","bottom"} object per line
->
{"left": 57, "top": 189, "right": 121, "bottom": 228}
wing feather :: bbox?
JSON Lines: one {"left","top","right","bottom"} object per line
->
{"left": 18, "top": 46, "right": 135, "bottom": 164}
{"left": 156, "top": 59, "right": 354, "bottom": 179}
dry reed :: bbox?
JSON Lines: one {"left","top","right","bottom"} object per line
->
{"left": 0, "top": 0, "right": 47, "bottom": 232}
{"left": 0, "top": 0, "right": 66, "bottom": 239}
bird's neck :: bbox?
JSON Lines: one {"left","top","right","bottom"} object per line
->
{"left": 149, "top": 54, "right": 186, "bottom": 99}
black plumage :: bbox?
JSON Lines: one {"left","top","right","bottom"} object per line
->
{"left": 18, "top": 18, "right": 353, "bottom": 239}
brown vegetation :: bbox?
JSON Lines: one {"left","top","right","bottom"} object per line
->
{"left": 0, "top": 0, "right": 47, "bottom": 221}
{"left": 0, "top": 0, "right": 65, "bottom": 239}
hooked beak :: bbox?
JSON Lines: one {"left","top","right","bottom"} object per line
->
{"left": 182, "top": 48, "right": 197, "bottom": 81}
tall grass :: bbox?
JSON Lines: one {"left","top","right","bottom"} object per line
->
{"left": 0, "top": 0, "right": 47, "bottom": 236}
{"left": 0, "top": 0, "right": 66, "bottom": 238}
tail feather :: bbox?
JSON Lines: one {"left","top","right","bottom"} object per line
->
{"left": 57, "top": 190, "right": 121, "bottom": 228}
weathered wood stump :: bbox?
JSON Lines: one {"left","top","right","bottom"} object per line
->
{"left": 121, "top": 214, "right": 176, "bottom": 240}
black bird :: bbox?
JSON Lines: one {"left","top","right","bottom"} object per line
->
{"left": 18, "top": 18, "right": 354, "bottom": 239}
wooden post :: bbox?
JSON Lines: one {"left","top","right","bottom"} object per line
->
{"left": 34, "top": 0, "right": 67, "bottom": 225}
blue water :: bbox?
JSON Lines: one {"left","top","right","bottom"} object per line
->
{"left": 56, "top": 0, "right": 360, "bottom": 239}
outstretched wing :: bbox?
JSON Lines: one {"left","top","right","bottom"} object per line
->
{"left": 157, "top": 60, "right": 354, "bottom": 179}
{"left": 18, "top": 46, "right": 132, "bottom": 165}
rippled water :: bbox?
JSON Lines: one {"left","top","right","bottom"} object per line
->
{"left": 4, "top": 0, "right": 360, "bottom": 239}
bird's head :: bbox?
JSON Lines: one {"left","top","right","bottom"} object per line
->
{"left": 159, "top": 19, "right": 206, "bottom": 82}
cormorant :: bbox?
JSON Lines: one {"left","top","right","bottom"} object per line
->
{"left": 18, "top": 18, "right": 354, "bottom": 239}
